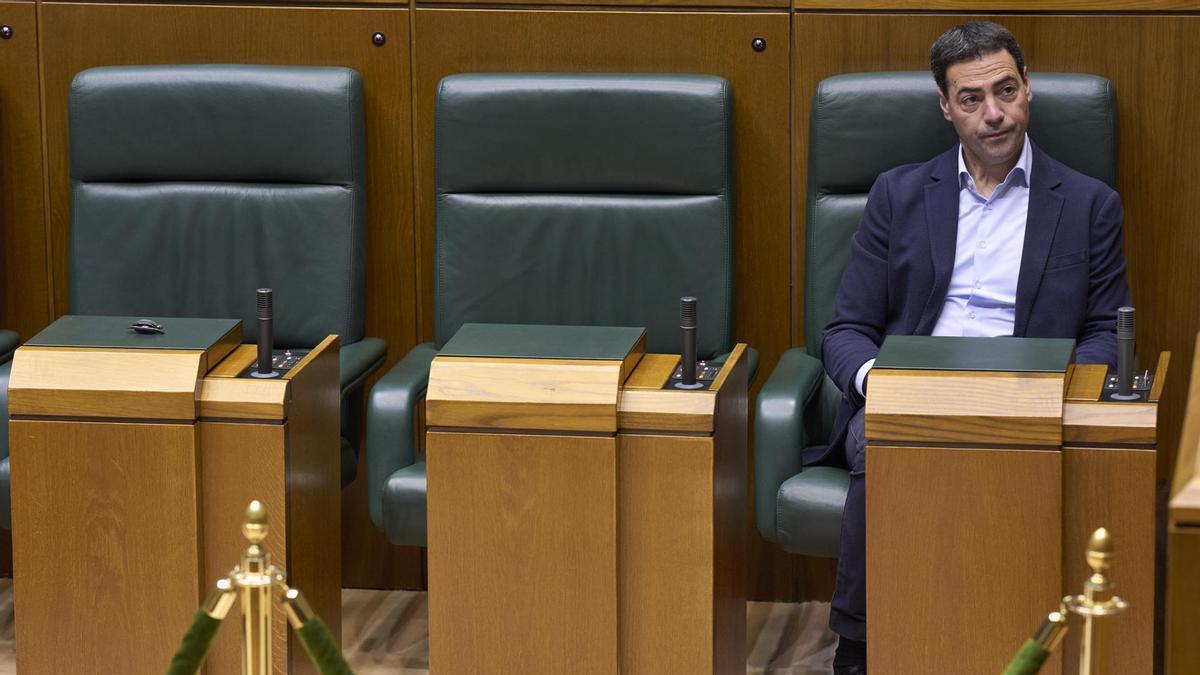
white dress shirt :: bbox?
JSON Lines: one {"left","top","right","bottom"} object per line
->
{"left": 855, "top": 135, "right": 1033, "bottom": 396}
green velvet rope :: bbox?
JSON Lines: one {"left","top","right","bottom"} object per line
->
{"left": 165, "top": 609, "right": 223, "bottom": 675}
{"left": 296, "top": 617, "right": 355, "bottom": 675}
{"left": 1002, "top": 638, "right": 1052, "bottom": 675}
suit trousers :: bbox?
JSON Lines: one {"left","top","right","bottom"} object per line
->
{"left": 829, "top": 406, "right": 867, "bottom": 642}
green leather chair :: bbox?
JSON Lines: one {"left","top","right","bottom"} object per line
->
{"left": 0, "top": 329, "right": 18, "bottom": 527}
{"left": 65, "top": 65, "right": 384, "bottom": 487}
{"left": 755, "top": 72, "right": 1117, "bottom": 557}
{"left": 366, "top": 73, "right": 756, "bottom": 546}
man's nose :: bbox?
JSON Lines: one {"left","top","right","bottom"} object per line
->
{"left": 982, "top": 96, "right": 1005, "bottom": 125}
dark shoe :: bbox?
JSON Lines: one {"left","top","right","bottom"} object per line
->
{"left": 833, "top": 636, "right": 867, "bottom": 674}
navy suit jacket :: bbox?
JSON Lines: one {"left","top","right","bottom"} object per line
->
{"left": 817, "top": 142, "right": 1131, "bottom": 466}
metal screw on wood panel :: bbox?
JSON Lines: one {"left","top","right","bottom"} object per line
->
{"left": 371, "top": 32, "right": 386, "bottom": 47}
{"left": 0, "top": 26, "right": 12, "bottom": 40}
{"left": 752, "top": 37, "right": 766, "bottom": 52}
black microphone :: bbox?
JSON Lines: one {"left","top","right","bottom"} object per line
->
{"left": 253, "top": 288, "right": 279, "bottom": 378}
{"left": 1114, "top": 306, "right": 1137, "bottom": 400}
{"left": 679, "top": 296, "right": 700, "bottom": 389}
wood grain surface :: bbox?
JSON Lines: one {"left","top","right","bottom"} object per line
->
{"left": 865, "top": 370, "right": 1065, "bottom": 446}
{"left": 427, "top": 357, "right": 624, "bottom": 432}
{"left": 1167, "top": 523, "right": 1200, "bottom": 674}
{"left": 0, "top": 1, "right": 50, "bottom": 340}
{"left": 866, "top": 444, "right": 1062, "bottom": 675}
{"left": 1060, "top": 446, "right": 1156, "bottom": 675}
{"left": 10, "top": 419, "right": 202, "bottom": 675}
{"left": 1062, "top": 400, "right": 1157, "bottom": 445}
{"left": 426, "top": 430, "right": 618, "bottom": 674}
{"left": 8, "top": 346, "right": 206, "bottom": 420}
{"left": 1066, "top": 363, "right": 1107, "bottom": 402}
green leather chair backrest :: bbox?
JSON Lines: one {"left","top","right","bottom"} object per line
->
{"left": 68, "top": 65, "right": 367, "bottom": 347}
{"left": 433, "top": 73, "right": 734, "bottom": 357}
{"left": 804, "top": 71, "right": 1117, "bottom": 353}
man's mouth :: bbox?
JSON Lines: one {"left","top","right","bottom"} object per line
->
{"left": 981, "top": 130, "right": 1010, "bottom": 141}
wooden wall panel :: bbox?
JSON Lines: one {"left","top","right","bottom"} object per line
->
{"left": 0, "top": 1, "right": 50, "bottom": 340}
{"left": 38, "top": 2, "right": 421, "bottom": 589}
{"left": 792, "top": 14, "right": 1199, "bottom": 487}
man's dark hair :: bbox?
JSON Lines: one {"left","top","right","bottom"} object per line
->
{"left": 929, "top": 21, "right": 1026, "bottom": 96}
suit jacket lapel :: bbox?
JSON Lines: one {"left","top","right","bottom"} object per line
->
{"left": 916, "top": 148, "right": 961, "bottom": 334}
{"left": 1014, "top": 145, "right": 1065, "bottom": 336}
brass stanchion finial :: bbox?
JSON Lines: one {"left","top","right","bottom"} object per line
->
{"left": 1065, "top": 528, "right": 1129, "bottom": 675}
{"left": 243, "top": 499, "right": 268, "bottom": 544}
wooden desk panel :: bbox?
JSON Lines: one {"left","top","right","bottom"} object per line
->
{"left": 10, "top": 419, "right": 201, "bottom": 675}
{"left": 1061, "top": 446, "right": 1155, "bottom": 675}
{"left": 867, "top": 445, "right": 1062, "bottom": 675}
{"left": 426, "top": 430, "right": 618, "bottom": 674}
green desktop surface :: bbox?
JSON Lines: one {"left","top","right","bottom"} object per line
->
{"left": 26, "top": 315, "right": 240, "bottom": 350}
{"left": 439, "top": 323, "right": 645, "bottom": 361}
{"left": 874, "top": 335, "right": 1075, "bottom": 373}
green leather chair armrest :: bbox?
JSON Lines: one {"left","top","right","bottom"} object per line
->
{"left": 365, "top": 342, "right": 438, "bottom": 531}
{"left": 340, "top": 337, "right": 386, "bottom": 395}
{"left": 754, "top": 347, "right": 825, "bottom": 542}
{"left": 0, "top": 330, "right": 17, "bottom": 364}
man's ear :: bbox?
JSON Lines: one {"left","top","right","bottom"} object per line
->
{"left": 1024, "top": 67, "right": 1033, "bottom": 102}
{"left": 938, "top": 89, "right": 952, "bottom": 121}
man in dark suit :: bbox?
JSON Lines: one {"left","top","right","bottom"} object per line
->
{"left": 821, "top": 21, "right": 1130, "bottom": 675}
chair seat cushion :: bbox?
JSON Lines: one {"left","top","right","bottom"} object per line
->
{"left": 776, "top": 465, "right": 850, "bottom": 558}
{"left": 381, "top": 461, "right": 427, "bottom": 547}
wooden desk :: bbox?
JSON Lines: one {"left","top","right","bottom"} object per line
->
{"left": 865, "top": 338, "right": 1162, "bottom": 675}
{"left": 425, "top": 333, "right": 747, "bottom": 674}
{"left": 7, "top": 316, "right": 340, "bottom": 675}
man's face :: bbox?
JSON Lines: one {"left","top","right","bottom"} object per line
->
{"left": 938, "top": 49, "right": 1032, "bottom": 170}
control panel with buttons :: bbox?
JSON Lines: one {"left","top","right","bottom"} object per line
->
{"left": 663, "top": 359, "right": 720, "bottom": 391}
{"left": 238, "top": 348, "right": 310, "bottom": 378}
{"left": 1100, "top": 368, "right": 1154, "bottom": 402}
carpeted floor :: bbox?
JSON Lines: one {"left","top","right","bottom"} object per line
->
{"left": 0, "top": 580, "right": 835, "bottom": 673}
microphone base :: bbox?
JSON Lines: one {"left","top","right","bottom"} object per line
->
{"left": 249, "top": 370, "right": 282, "bottom": 379}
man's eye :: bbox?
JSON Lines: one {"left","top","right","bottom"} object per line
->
{"left": 961, "top": 96, "right": 977, "bottom": 106}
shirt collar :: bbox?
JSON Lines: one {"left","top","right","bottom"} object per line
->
{"left": 958, "top": 133, "right": 1032, "bottom": 191}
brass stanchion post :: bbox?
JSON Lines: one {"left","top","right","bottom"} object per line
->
{"left": 235, "top": 501, "right": 276, "bottom": 675}
{"left": 167, "top": 501, "right": 354, "bottom": 675}
{"left": 1064, "top": 528, "right": 1129, "bottom": 675}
